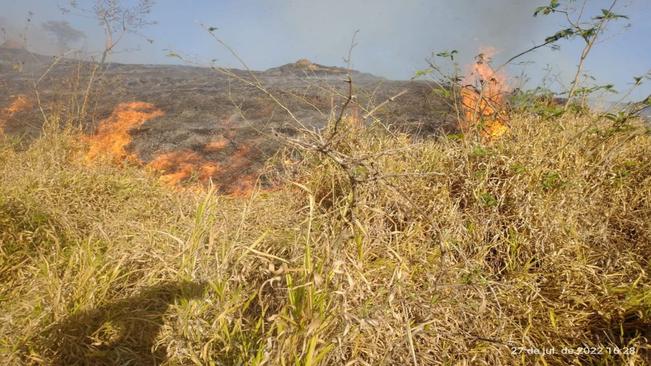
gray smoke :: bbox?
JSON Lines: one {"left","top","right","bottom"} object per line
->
{"left": 254, "top": 0, "right": 553, "bottom": 80}
{"left": 0, "top": 16, "right": 6, "bottom": 41}
{"left": 41, "top": 20, "right": 84, "bottom": 52}
{"left": 0, "top": 1, "right": 555, "bottom": 77}
{"left": 1, "top": 0, "right": 646, "bottom": 101}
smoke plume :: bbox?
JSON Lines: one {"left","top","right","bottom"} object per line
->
{"left": 41, "top": 20, "right": 84, "bottom": 52}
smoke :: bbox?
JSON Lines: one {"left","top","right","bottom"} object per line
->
{"left": 0, "top": 1, "right": 588, "bottom": 78}
{"left": 265, "top": 0, "right": 551, "bottom": 78}
{"left": 0, "top": 9, "right": 45, "bottom": 51}
{"left": 0, "top": 0, "right": 159, "bottom": 62}
{"left": 0, "top": 15, "right": 26, "bottom": 48}
{"left": 1, "top": 0, "right": 647, "bottom": 100}
{"left": 0, "top": 16, "right": 5, "bottom": 40}
{"left": 41, "top": 20, "right": 85, "bottom": 52}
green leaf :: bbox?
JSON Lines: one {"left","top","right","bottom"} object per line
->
{"left": 534, "top": 0, "right": 560, "bottom": 16}
{"left": 431, "top": 88, "right": 451, "bottom": 99}
{"left": 541, "top": 171, "right": 563, "bottom": 191}
{"left": 579, "top": 28, "right": 597, "bottom": 43}
{"left": 435, "top": 50, "right": 458, "bottom": 61}
{"left": 479, "top": 192, "right": 498, "bottom": 207}
{"left": 595, "top": 9, "right": 629, "bottom": 21}
{"left": 544, "top": 28, "right": 575, "bottom": 43}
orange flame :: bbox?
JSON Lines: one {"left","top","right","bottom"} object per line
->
{"left": 147, "top": 149, "right": 221, "bottom": 187}
{"left": 221, "top": 145, "right": 257, "bottom": 196}
{"left": 146, "top": 140, "right": 258, "bottom": 196}
{"left": 460, "top": 48, "right": 509, "bottom": 138}
{"left": 85, "top": 102, "right": 164, "bottom": 163}
{"left": 204, "top": 136, "right": 230, "bottom": 152}
{"left": 83, "top": 101, "right": 259, "bottom": 196}
{"left": 1, "top": 95, "right": 32, "bottom": 134}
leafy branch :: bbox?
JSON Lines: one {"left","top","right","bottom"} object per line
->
{"left": 533, "top": 0, "right": 627, "bottom": 110}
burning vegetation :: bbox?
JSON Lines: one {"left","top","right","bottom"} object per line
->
{"left": 3, "top": 1, "right": 651, "bottom": 363}
{"left": 147, "top": 150, "right": 220, "bottom": 187}
{"left": 83, "top": 101, "right": 257, "bottom": 195}
{"left": 218, "top": 144, "right": 258, "bottom": 196}
{"left": 85, "top": 101, "right": 164, "bottom": 163}
{"left": 0, "top": 95, "right": 32, "bottom": 134}
{"left": 203, "top": 136, "right": 230, "bottom": 152}
{"left": 460, "top": 49, "right": 510, "bottom": 138}
{"left": 146, "top": 140, "right": 257, "bottom": 195}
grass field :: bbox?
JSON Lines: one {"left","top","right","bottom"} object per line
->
{"left": 1, "top": 112, "right": 650, "bottom": 365}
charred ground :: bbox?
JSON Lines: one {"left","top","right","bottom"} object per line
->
{"left": 0, "top": 46, "right": 449, "bottom": 193}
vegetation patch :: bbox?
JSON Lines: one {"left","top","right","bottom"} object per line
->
{"left": 1, "top": 112, "right": 649, "bottom": 365}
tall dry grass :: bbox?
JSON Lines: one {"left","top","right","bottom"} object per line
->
{"left": 0, "top": 112, "right": 650, "bottom": 365}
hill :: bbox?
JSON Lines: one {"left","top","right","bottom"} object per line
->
{"left": 0, "top": 47, "right": 448, "bottom": 193}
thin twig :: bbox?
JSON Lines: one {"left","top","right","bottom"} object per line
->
{"left": 363, "top": 89, "right": 408, "bottom": 120}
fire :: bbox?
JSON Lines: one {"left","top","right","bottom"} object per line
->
{"left": 147, "top": 150, "right": 220, "bottom": 187}
{"left": 82, "top": 101, "right": 259, "bottom": 196}
{"left": 1, "top": 95, "right": 32, "bottom": 133}
{"left": 220, "top": 145, "right": 257, "bottom": 195}
{"left": 85, "top": 102, "right": 164, "bottom": 163}
{"left": 229, "top": 175, "right": 257, "bottom": 197}
{"left": 460, "top": 48, "right": 509, "bottom": 138}
{"left": 4, "top": 95, "right": 32, "bottom": 116}
{"left": 146, "top": 139, "right": 258, "bottom": 195}
{"left": 204, "top": 136, "right": 230, "bottom": 152}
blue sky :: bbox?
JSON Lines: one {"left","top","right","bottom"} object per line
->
{"left": 1, "top": 0, "right": 650, "bottom": 101}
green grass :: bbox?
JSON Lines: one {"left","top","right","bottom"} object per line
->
{"left": 1, "top": 113, "right": 650, "bottom": 365}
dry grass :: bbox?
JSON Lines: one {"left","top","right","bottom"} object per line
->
{"left": 0, "top": 113, "right": 650, "bottom": 365}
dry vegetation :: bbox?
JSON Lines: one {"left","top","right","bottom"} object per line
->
{"left": 1, "top": 111, "right": 650, "bottom": 365}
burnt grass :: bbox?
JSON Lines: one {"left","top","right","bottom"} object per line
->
{"left": 1, "top": 47, "right": 451, "bottom": 192}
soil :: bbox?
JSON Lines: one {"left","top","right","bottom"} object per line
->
{"left": 0, "top": 46, "right": 452, "bottom": 192}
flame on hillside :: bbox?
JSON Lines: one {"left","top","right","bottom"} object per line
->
{"left": 460, "top": 48, "right": 509, "bottom": 138}
{"left": 4, "top": 95, "right": 32, "bottom": 116}
{"left": 222, "top": 145, "right": 257, "bottom": 196}
{"left": 204, "top": 136, "right": 230, "bottom": 152}
{"left": 230, "top": 176, "right": 257, "bottom": 197}
{"left": 85, "top": 102, "right": 164, "bottom": 163}
{"left": 1, "top": 95, "right": 32, "bottom": 133}
{"left": 147, "top": 150, "right": 220, "bottom": 187}
{"left": 146, "top": 138, "right": 258, "bottom": 196}
{"left": 82, "top": 101, "right": 259, "bottom": 195}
